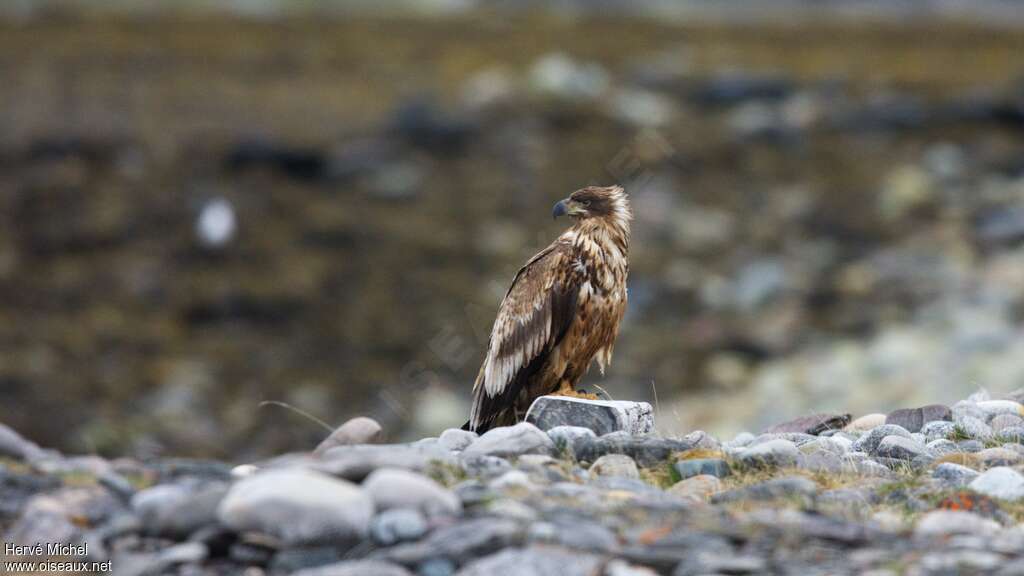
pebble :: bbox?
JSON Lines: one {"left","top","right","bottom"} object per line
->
{"left": 763, "top": 413, "right": 851, "bottom": 435}
{"left": 294, "top": 560, "right": 414, "bottom": 576}
{"left": 369, "top": 508, "right": 428, "bottom": 546}
{"left": 525, "top": 396, "right": 654, "bottom": 436}
{"left": 846, "top": 414, "right": 887, "bottom": 432}
{"left": 457, "top": 545, "right": 603, "bottom": 576}
{"left": 314, "top": 417, "right": 383, "bottom": 455}
{"left": 713, "top": 476, "right": 817, "bottom": 503}
{"left": 925, "top": 439, "right": 958, "bottom": 458}
{"left": 873, "top": 436, "right": 925, "bottom": 460}
{"left": 921, "top": 420, "right": 956, "bottom": 442}
{"left": 990, "top": 413, "right": 1024, "bottom": 432}
{"left": 316, "top": 444, "right": 455, "bottom": 481}
{"left": 932, "top": 462, "right": 980, "bottom": 485}
{"left": 852, "top": 425, "right": 912, "bottom": 454}
{"left": 668, "top": 475, "right": 722, "bottom": 501}
{"left": 915, "top": 510, "right": 1000, "bottom": 537}
{"left": 462, "top": 423, "right": 555, "bottom": 458}
{"left": 673, "top": 458, "right": 731, "bottom": 480}
{"left": 969, "top": 467, "right": 1024, "bottom": 500}
{"left": 977, "top": 400, "right": 1024, "bottom": 419}
{"left": 589, "top": 454, "right": 640, "bottom": 479}
{"left": 736, "top": 439, "right": 799, "bottom": 468}
{"left": 217, "top": 469, "right": 374, "bottom": 546}
{"left": 131, "top": 482, "right": 226, "bottom": 539}
{"left": 438, "top": 428, "right": 478, "bottom": 452}
{"left": 957, "top": 416, "right": 993, "bottom": 439}
{"left": 374, "top": 518, "right": 521, "bottom": 566}
{"left": 977, "top": 447, "right": 1022, "bottom": 467}
{"left": 362, "top": 468, "right": 461, "bottom": 516}
{"left": 996, "top": 426, "right": 1024, "bottom": 443}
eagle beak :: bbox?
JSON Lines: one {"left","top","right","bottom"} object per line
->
{"left": 552, "top": 198, "right": 584, "bottom": 219}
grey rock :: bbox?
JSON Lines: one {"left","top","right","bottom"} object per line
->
{"left": 438, "top": 429, "right": 478, "bottom": 452}
{"left": 217, "top": 469, "right": 374, "bottom": 546}
{"left": 525, "top": 396, "right": 654, "bottom": 436}
{"left": 574, "top": 435, "right": 696, "bottom": 467}
{"left": 673, "top": 458, "right": 731, "bottom": 479}
{"left": 314, "top": 417, "right": 383, "bottom": 455}
{"left": 369, "top": 508, "right": 428, "bottom": 546}
{"left": 885, "top": 404, "right": 951, "bottom": 433}
{"left": 419, "top": 558, "right": 456, "bottom": 576}
{"left": 527, "top": 517, "right": 618, "bottom": 552}
{"left": 763, "top": 413, "right": 851, "bottom": 435}
{"left": 977, "top": 400, "right": 1024, "bottom": 420}
{"left": 969, "top": 467, "right": 1024, "bottom": 500}
{"left": 736, "top": 439, "right": 799, "bottom": 468}
{"left": 751, "top": 432, "right": 817, "bottom": 446}
{"left": 294, "top": 560, "right": 413, "bottom": 576}
{"left": 957, "top": 439, "right": 985, "bottom": 453}
{"left": 131, "top": 482, "right": 227, "bottom": 539}
{"left": 915, "top": 510, "right": 1000, "bottom": 537}
{"left": 957, "top": 416, "right": 993, "bottom": 440}
{"left": 316, "top": 444, "right": 455, "bottom": 482}
{"left": 674, "top": 551, "right": 767, "bottom": 576}
{"left": 459, "top": 455, "right": 511, "bottom": 478}
{"left": 605, "top": 559, "right": 660, "bottom": 576}
{"left": 996, "top": 426, "right": 1024, "bottom": 443}
{"left": 712, "top": 476, "right": 817, "bottom": 503}
{"left": 588, "top": 454, "right": 639, "bottom": 479}
{"left": 932, "top": 463, "right": 980, "bottom": 486}
{"left": 925, "top": 439, "right": 958, "bottom": 458}
{"left": 873, "top": 435, "right": 925, "bottom": 460}
{"left": 668, "top": 475, "right": 723, "bottom": 501}
{"left": 978, "top": 447, "right": 1023, "bottom": 467}
{"left": 546, "top": 426, "right": 596, "bottom": 457}
{"left": 374, "top": 518, "right": 521, "bottom": 566}
{"left": 920, "top": 550, "right": 1004, "bottom": 573}
{"left": 0, "top": 423, "right": 44, "bottom": 461}
{"left": 726, "top": 432, "right": 757, "bottom": 448}
{"left": 799, "top": 437, "right": 849, "bottom": 455}
{"left": 921, "top": 420, "right": 956, "bottom": 442}
{"left": 270, "top": 547, "right": 348, "bottom": 574}
{"left": 363, "top": 468, "right": 461, "bottom": 516}
{"left": 456, "top": 545, "right": 602, "bottom": 576}
{"left": 851, "top": 425, "right": 912, "bottom": 454}
{"left": 462, "top": 423, "right": 554, "bottom": 458}
{"left": 797, "top": 451, "right": 844, "bottom": 473}
{"left": 991, "top": 413, "right": 1024, "bottom": 433}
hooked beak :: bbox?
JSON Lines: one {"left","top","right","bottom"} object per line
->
{"left": 552, "top": 198, "right": 583, "bottom": 220}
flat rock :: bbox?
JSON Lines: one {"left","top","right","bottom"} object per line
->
{"left": 885, "top": 405, "right": 951, "bottom": 433}
{"left": 525, "top": 396, "right": 654, "bottom": 436}
{"left": 574, "top": 435, "right": 696, "bottom": 467}
{"left": 315, "top": 444, "right": 455, "bottom": 482}
{"left": 456, "top": 545, "right": 603, "bottom": 576}
{"left": 314, "top": 417, "right": 383, "bottom": 455}
{"left": 668, "top": 475, "right": 722, "bottom": 501}
{"left": 217, "top": 469, "right": 374, "bottom": 546}
{"left": 294, "top": 560, "right": 414, "bottom": 576}
{"left": 736, "top": 439, "right": 799, "bottom": 468}
{"left": 969, "top": 467, "right": 1024, "bottom": 500}
{"left": 362, "top": 468, "right": 461, "bottom": 516}
{"left": 588, "top": 454, "right": 639, "bottom": 479}
{"left": 763, "top": 413, "right": 851, "bottom": 435}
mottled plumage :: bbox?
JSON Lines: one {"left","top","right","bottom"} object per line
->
{"left": 468, "top": 185, "right": 631, "bottom": 432}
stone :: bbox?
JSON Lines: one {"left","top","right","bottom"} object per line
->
{"left": 674, "top": 551, "right": 768, "bottom": 576}
{"left": 977, "top": 447, "right": 1023, "bottom": 467}
{"left": 316, "top": 444, "right": 455, "bottom": 482}
{"left": 925, "top": 439, "right": 958, "bottom": 458}
{"left": 527, "top": 517, "right": 618, "bottom": 552}
{"left": 217, "top": 469, "right": 374, "bottom": 546}
{"left": 885, "top": 405, "right": 951, "bottom": 433}
{"left": 457, "top": 545, "right": 603, "bottom": 576}
{"left": 969, "top": 467, "right": 1024, "bottom": 500}
{"left": 525, "top": 396, "right": 654, "bottom": 436}
{"left": 845, "top": 414, "right": 886, "bottom": 432}
{"left": 932, "top": 462, "right": 980, "bottom": 485}
{"left": 0, "top": 423, "right": 45, "bottom": 461}
{"left": 921, "top": 420, "right": 956, "bottom": 442}
{"left": 313, "top": 414, "right": 382, "bottom": 455}
{"left": 373, "top": 518, "right": 521, "bottom": 566}
{"left": 362, "top": 468, "right": 461, "bottom": 516}
{"left": 797, "top": 451, "right": 844, "bottom": 473}
{"left": 977, "top": 400, "right": 1024, "bottom": 419}
{"left": 873, "top": 436, "right": 925, "bottom": 460}
{"left": 726, "top": 432, "right": 757, "bottom": 448}
{"left": 990, "top": 413, "right": 1024, "bottom": 433}
{"left": 546, "top": 426, "right": 597, "bottom": 457}
{"left": 712, "top": 476, "right": 817, "bottom": 503}
{"left": 462, "top": 423, "right": 555, "bottom": 458}
{"left": 668, "top": 475, "right": 722, "bottom": 501}
{"left": 915, "top": 510, "right": 1000, "bottom": 537}
{"left": 957, "top": 415, "right": 993, "bottom": 439}
{"left": 604, "top": 559, "right": 660, "bottom": 576}
{"left": 588, "top": 454, "right": 639, "bottom": 479}
{"left": 997, "top": 426, "right": 1024, "bottom": 443}
{"left": 736, "top": 439, "right": 799, "bottom": 468}
{"left": 460, "top": 455, "right": 512, "bottom": 478}
{"left": 673, "top": 458, "right": 731, "bottom": 480}
{"left": 294, "top": 560, "right": 413, "bottom": 576}
{"left": 131, "top": 482, "right": 227, "bottom": 539}
{"left": 574, "top": 435, "right": 696, "bottom": 467}
{"left": 369, "top": 508, "right": 428, "bottom": 546}
{"left": 763, "top": 413, "right": 851, "bottom": 435}
{"left": 438, "top": 429, "right": 478, "bottom": 452}
{"left": 851, "top": 425, "right": 912, "bottom": 454}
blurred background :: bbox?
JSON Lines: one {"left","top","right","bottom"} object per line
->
{"left": 4, "top": 0, "right": 1024, "bottom": 461}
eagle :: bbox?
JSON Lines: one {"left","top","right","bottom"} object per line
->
{"left": 467, "top": 185, "right": 631, "bottom": 433}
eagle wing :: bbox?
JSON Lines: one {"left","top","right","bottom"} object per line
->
{"left": 469, "top": 241, "right": 580, "bottom": 431}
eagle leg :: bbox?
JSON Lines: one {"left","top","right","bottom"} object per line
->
{"left": 552, "top": 379, "right": 600, "bottom": 400}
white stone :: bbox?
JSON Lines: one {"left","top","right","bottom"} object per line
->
{"left": 526, "top": 396, "right": 654, "bottom": 436}
{"left": 588, "top": 454, "right": 640, "bottom": 479}
{"left": 969, "top": 467, "right": 1024, "bottom": 500}
{"left": 915, "top": 510, "right": 1000, "bottom": 538}
{"left": 463, "top": 423, "right": 555, "bottom": 458}
{"left": 737, "top": 439, "right": 799, "bottom": 468}
{"left": 362, "top": 468, "right": 461, "bottom": 516}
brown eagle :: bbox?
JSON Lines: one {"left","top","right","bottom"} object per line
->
{"left": 467, "top": 185, "right": 631, "bottom": 433}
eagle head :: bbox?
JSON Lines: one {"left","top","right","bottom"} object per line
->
{"left": 552, "top": 185, "right": 631, "bottom": 223}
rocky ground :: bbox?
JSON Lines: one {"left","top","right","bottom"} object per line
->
{"left": 7, "top": 392, "right": 1024, "bottom": 574}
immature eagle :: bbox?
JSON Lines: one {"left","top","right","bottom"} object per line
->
{"left": 468, "top": 185, "right": 631, "bottom": 432}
